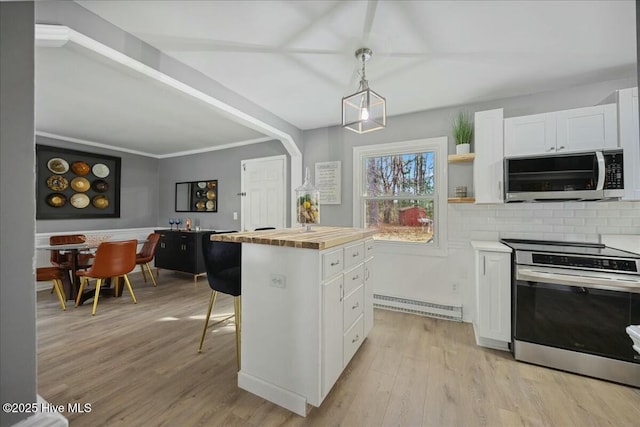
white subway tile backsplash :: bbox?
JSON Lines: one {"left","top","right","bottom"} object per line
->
{"left": 574, "top": 210, "right": 597, "bottom": 218}
{"left": 564, "top": 218, "right": 586, "bottom": 226}
{"left": 552, "top": 210, "right": 575, "bottom": 218}
{"left": 584, "top": 217, "right": 608, "bottom": 226}
{"left": 447, "top": 201, "right": 640, "bottom": 249}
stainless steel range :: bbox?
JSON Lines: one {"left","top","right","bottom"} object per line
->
{"left": 501, "top": 239, "right": 640, "bottom": 387}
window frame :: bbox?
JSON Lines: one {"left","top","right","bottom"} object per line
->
{"left": 353, "top": 137, "right": 448, "bottom": 257}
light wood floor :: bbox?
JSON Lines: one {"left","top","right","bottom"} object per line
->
{"left": 36, "top": 272, "right": 640, "bottom": 427}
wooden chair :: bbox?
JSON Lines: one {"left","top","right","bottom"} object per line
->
{"left": 75, "top": 240, "right": 138, "bottom": 316}
{"left": 36, "top": 267, "right": 66, "bottom": 311}
{"left": 135, "top": 233, "right": 160, "bottom": 287}
{"left": 198, "top": 234, "right": 242, "bottom": 370}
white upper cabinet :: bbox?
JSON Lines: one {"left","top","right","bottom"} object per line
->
{"left": 504, "top": 112, "right": 556, "bottom": 157}
{"left": 504, "top": 104, "right": 618, "bottom": 157}
{"left": 556, "top": 104, "right": 618, "bottom": 151}
{"left": 617, "top": 87, "right": 640, "bottom": 200}
{"left": 474, "top": 108, "right": 504, "bottom": 204}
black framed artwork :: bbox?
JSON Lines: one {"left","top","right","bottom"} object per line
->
{"left": 175, "top": 180, "right": 218, "bottom": 212}
{"left": 36, "top": 145, "right": 121, "bottom": 219}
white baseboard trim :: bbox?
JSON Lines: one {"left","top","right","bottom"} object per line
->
{"left": 238, "top": 371, "right": 309, "bottom": 417}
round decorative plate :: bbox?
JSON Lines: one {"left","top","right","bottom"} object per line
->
{"left": 195, "top": 190, "right": 206, "bottom": 198}
{"left": 46, "top": 193, "right": 67, "bottom": 208}
{"left": 92, "top": 179, "right": 109, "bottom": 193}
{"left": 206, "top": 200, "right": 215, "bottom": 211}
{"left": 206, "top": 190, "right": 216, "bottom": 200}
{"left": 70, "top": 193, "right": 90, "bottom": 209}
{"left": 197, "top": 182, "right": 206, "bottom": 189}
{"left": 70, "top": 177, "right": 90, "bottom": 192}
{"left": 207, "top": 181, "right": 216, "bottom": 189}
{"left": 92, "top": 195, "right": 109, "bottom": 209}
{"left": 46, "top": 175, "right": 68, "bottom": 191}
{"left": 92, "top": 163, "right": 110, "bottom": 178}
{"left": 47, "top": 158, "right": 69, "bottom": 174}
{"left": 71, "top": 161, "right": 91, "bottom": 176}
{"left": 195, "top": 200, "right": 206, "bottom": 211}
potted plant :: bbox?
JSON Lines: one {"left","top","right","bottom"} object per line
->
{"left": 453, "top": 111, "right": 473, "bottom": 154}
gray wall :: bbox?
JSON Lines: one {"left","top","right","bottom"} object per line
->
{"left": 35, "top": 135, "right": 159, "bottom": 233}
{"left": 305, "top": 77, "right": 638, "bottom": 227}
{"left": 158, "top": 140, "right": 289, "bottom": 230}
{"left": 0, "top": 3, "right": 36, "bottom": 426}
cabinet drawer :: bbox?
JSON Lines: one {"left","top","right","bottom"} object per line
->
{"left": 343, "top": 315, "right": 364, "bottom": 365}
{"left": 322, "top": 248, "right": 344, "bottom": 279}
{"left": 344, "top": 264, "right": 364, "bottom": 297}
{"left": 364, "top": 239, "right": 374, "bottom": 259}
{"left": 343, "top": 285, "right": 364, "bottom": 332}
{"left": 344, "top": 242, "right": 364, "bottom": 268}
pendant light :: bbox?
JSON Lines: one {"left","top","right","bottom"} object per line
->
{"left": 342, "top": 47, "right": 386, "bottom": 134}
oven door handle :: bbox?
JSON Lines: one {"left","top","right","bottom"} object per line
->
{"left": 517, "top": 268, "right": 640, "bottom": 293}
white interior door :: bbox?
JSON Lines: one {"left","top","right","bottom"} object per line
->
{"left": 241, "top": 155, "right": 286, "bottom": 231}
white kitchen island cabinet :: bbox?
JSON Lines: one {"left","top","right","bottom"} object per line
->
{"left": 210, "top": 227, "right": 375, "bottom": 416}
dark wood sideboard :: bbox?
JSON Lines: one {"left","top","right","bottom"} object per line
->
{"left": 154, "top": 229, "right": 213, "bottom": 284}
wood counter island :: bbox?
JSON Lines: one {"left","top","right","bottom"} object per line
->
{"left": 210, "top": 226, "right": 375, "bottom": 416}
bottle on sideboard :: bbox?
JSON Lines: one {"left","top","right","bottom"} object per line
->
{"left": 186, "top": 217, "right": 192, "bottom": 231}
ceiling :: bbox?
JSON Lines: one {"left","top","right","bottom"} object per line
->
{"left": 35, "top": 0, "right": 637, "bottom": 157}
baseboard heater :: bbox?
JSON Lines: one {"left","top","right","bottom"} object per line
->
{"left": 373, "top": 294, "right": 463, "bottom": 322}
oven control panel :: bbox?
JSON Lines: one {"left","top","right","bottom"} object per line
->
{"left": 531, "top": 253, "right": 639, "bottom": 273}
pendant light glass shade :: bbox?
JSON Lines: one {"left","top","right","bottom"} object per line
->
{"left": 342, "top": 48, "right": 386, "bottom": 134}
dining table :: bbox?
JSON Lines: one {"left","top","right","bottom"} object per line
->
{"left": 36, "top": 239, "right": 146, "bottom": 305}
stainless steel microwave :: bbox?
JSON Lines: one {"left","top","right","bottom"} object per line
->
{"left": 505, "top": 150, "right": 624, "bottom": 202}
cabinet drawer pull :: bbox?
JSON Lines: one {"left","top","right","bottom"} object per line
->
{"left": 330, "top": 260, "right": 340, "bottom": 267}
{"left": 352, "top": 275, "right": 359, "bottom": 281}
{"left": 352, "top": 302, "right": 359, "bottom": 310}
{"left": 352, "top": 252, "right": 359, "bottom": 257}
{"left": 352, "top": 334, "right": 360, "bottom": 344}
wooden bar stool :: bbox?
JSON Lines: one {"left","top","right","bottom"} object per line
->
{"left": 36, "top": 267, "right": 66, "bottom": 311}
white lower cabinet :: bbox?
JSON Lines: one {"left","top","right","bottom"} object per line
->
{"left": 322, "top": 274, "right": 343, "bottom": 394}
{"left": 239, "top": 236, "right": 374, "bottom": 417}
{"left": 471, "top": 241, "right": 512, "bottom": 351}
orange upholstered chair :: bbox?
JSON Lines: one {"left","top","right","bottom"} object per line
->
{"left": 36, "top": 267, "right": 67, "bottom": 311}
{"left": 135, "top": 233, "right": 160, "bottom": 287}
{"left": 49, "top": 234, "right": 94, "bottom": 269}
{"left": 75, "top": 240, "right": 138, "bottom": 316}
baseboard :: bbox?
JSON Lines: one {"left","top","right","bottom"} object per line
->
{"left": 238, "top": 371, "right": 309, "bottom": 417}
{"left": 373, "top": 294, "right": 463, "bottom": 322}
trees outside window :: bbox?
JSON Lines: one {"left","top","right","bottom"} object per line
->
{"left": 354, "top": 137, "right": 447, "bottom": 247}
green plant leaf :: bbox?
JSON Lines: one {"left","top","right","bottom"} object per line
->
{"left": 452, "top": 111, "right": 473, "bottom": 145}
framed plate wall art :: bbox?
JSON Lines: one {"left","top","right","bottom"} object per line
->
{"left": 36, "top": 145, "right": 121, "bottom": 219}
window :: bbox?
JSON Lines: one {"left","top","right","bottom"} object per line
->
{"left": 353, "top": 137, "right": 448, "bottom": 253}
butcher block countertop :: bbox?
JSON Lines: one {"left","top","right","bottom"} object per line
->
{"left": 210, "top": 226, "right": 375, "bottom": 250}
